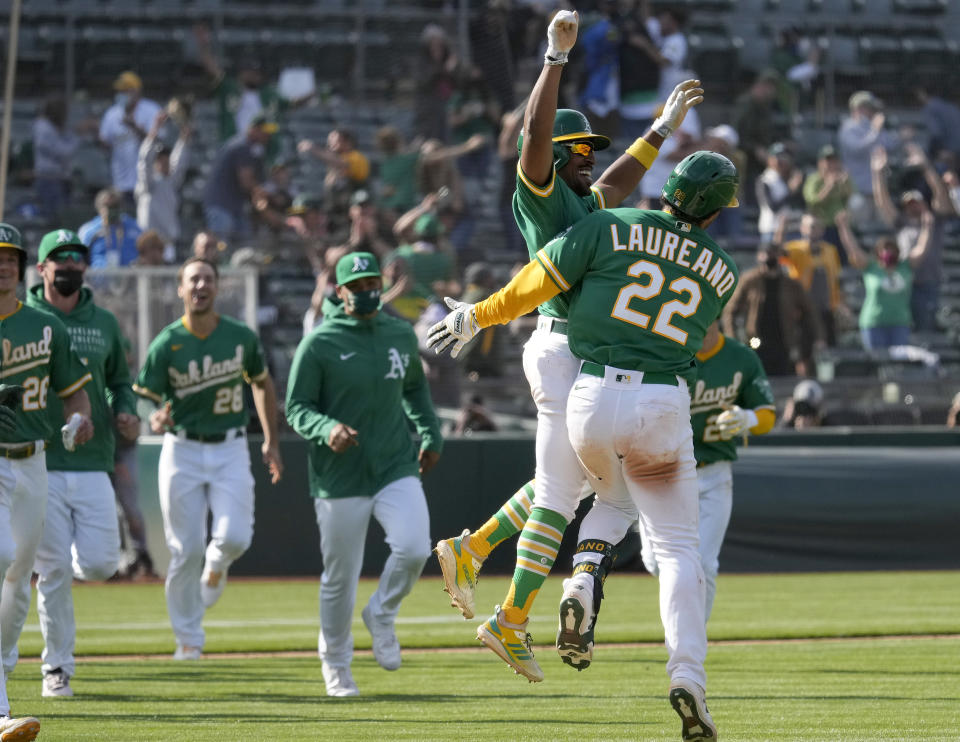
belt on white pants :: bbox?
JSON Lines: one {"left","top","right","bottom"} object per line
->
{"left": 536, "top": 315, "right": 568, "bottom": 335}
{"left": 579, "top": 360, "right": 685, "bottom": 389}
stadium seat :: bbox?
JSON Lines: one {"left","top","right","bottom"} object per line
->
{"left": 870, "top": 405, "right": 920, "bottom": 426}
{"left": 821, "top": 407, "right": 871, "bottom": 426}
{"left": 892, "top": 0, "right": 947, "bottom": 13}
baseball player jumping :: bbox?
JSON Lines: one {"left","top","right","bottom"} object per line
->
{"left": 432, "top": 8, "right": 703, "bottom": 683}
{"left": 0, "top": 223, "right": 95, "bottom": 742}
{"left": 26, "top": 229, "right": 139, "bottom": 699}
{"left": 557, "top": 320, "right": 776, "bottom": 674}
{"left": 429, "top": 151, "right": 741, "bottom": 741}
{"left": 133, "top": 256, "right": 282, "bottom": 660}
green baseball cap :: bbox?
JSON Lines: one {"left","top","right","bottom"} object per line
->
{"left": 335, "top": 251, "right": 381, "bottom": 286}
{"left": 0, "top": 223, "right": 23, "bottom": 251}
{"left": 38, "top": 229, "right": 88, "bottom": 263}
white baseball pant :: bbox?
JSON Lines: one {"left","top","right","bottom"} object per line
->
{"left": 0, "top": 447, "right": 48, "bottom": 716}
{"left": 159, "top": 433, "right": 254, "bottom": 650}
{"left": 314, "top": 476, "right": 430, "bottom": 669}
{"left": 640, "top": 461, "right": 733, "bottom": 622}
{"left": 35, "top": 470, "right": 121, "bottom": 679}
{"left": 566, "top": 365, "right": 708, "bottom": 691}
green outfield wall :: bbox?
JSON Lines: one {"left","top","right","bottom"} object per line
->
{"left": 133, "top": 432, "right": 960, "bottom": 578}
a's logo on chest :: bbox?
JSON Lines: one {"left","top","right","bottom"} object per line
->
{"left": 384, "top": 347, "right": 410, "bottom": 379}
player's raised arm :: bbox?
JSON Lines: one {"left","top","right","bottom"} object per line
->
{"left": 592, "top": 79, "right": 704, "bottom": 207}
{"left": 520, "top": 10, "right": 579, "bottom": 187}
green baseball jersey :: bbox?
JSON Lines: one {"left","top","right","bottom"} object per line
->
{"left": 513, "top": 163, "right": 606, "bottom": 320}
{"left": 134, "top": 314, "right": 267, "bottom": 435}
{"left": 26, "top": 285, "right": 137, "bottom": 472}
{"left": 0, "top": 302, "right": 92, "bottom": 444}
{"left": 285, "top": 301, "right": 443, "bottom": 500}
{"left": 537, "top": 208, "right": 739, "bottom": 383}
{"left": 690, "top": 335, "right": 775, "bottom": 465}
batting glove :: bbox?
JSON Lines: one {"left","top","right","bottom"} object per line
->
{"left": 545, "top": 10, "right": 578, "bottom": 65}
{"left": 652, "top": 79, "right": 704, "bottom": 138}
{"left": 716, "top": 406, "right": 753, "bottom": 440}
{"left": 426, "top": 297, "right": 480, "bottom": 359}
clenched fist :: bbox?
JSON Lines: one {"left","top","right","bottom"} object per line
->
{"left": 545, "top": 10, "right": 579, "bottom": 65}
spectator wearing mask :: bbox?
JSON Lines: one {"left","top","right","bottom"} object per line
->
{"left": 136, "top": 111, "right": 190, "bottom": 256}
{"left": 202, "top": 114, "right": 277, "bottom": 240}
{"left": 723, "top": 244, "right": 823, "bottom": 377}
{"left": 914, "top": 85, "right": 960, "bottom": 163}
{"left": 78, "top": 188, "right": 143, "bottom": 268}
{"left": 835, "top": 209, "right": 934, "bottom": 351}
{"left": 838, "top": 91, "right": 895, "bottom": 215}
{"left": 33, "top": 97, "right": 81, "bottom": 221}
{"left": 781, "top": 213, "right": 844, "bottom": 347}
{"left": 872, "top": 143, "right": 955, "bottom": 333}
{"left": 802, "top": 144, "right": 853, "bottom": 254}
{"left": 756, "top": 142, "right": 804, "bottom": 244}
{"left": 732, "top": 70, "right": 782, "bottom": 203}
{"left": 99, "top": 71, "right": 162, "bottom": 208}
{"left": 286, "top": 193, "right": 329, "bottom": 274}
{"left": 781, "top": 379, "right": 823, "bottom": 429}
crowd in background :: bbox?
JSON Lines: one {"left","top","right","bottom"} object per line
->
{"left": 11, "top": 0, "right": 960, "bottom": 431}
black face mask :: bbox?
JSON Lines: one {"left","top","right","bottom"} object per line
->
{"left": 53, "top": 269, "right": 84, "bottom": 297}
{"left": 764, "top": 254, "right": 780, "bottom": 270}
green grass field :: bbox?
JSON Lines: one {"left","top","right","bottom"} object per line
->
{"left": 8, "top": 571, "right": 960, "bottom": 741}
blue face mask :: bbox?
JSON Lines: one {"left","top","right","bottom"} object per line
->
{"left": 345, "top": 287, "right": 381, "bottom": 315}
{"left": 115, "top": 92, "right": 129, "bottom": 108}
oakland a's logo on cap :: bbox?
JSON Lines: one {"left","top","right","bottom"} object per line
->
{"left": 56, "top": 229, "right": 73, "bottom": 244}
{"left": 352, "top": 256, "right": 369, "bottom": 273}
{"left": 0, "top": 227, "right": 16, "bottom": 243}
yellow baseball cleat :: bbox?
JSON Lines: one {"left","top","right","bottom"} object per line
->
{"left": 434, "top": 529, "right": 484, "bottom": 619}
{"left": 476, "top": 605, "right": 544, "bottom": 682}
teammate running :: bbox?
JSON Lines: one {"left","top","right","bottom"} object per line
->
{"left": 27, "top": 229, "right": 139, "bottom": 699}
{"left": 133, "top": 256, "right": 282, "bottom": 660}
{"left": 428, "top": 151, "right": 740, "bottom": 741}
{"left": 432, "top": 8, "right": 702, "bottom": 683}
{"left": 0, "top": 222, "right": 94, "bottom": 742}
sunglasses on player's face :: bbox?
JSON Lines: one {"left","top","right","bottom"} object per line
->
{"left": 48, "top": 249, "right": 87, "bottom": 264}
{"left": 565, "top": 141, "right": 594, "bottom": 157}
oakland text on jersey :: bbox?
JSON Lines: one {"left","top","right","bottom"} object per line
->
{"left": 1, "top": 325, "right": 53, "bottom": 377}
{"left": 690, "top": 372, "right": 743, "bottom": 416}
{"left": 168, "top": 344, "right": 244, "bottom": 398}
{"left": 608, "top": 222, "right": 736, "bottom": 299}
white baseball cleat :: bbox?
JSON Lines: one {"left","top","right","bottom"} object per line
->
{"left": 0, "top": 715, "right": 40, "bottom": 742}
{"left": 201, "top": 566, "right": 227, "bottom": 608}
{"left": 173, "top": 644, "right": 202, "bottom": 661}
{"left": 322, "top": 662, "right": 359, "bottom": 697}
{"left": 669, "top": 680, "right": 718, "bottom": 741}
{"left": 556, "top": 575, "right": 595, "bottom": 670}
{"left": 361, "top": 604, "right": 402, "bottom": 671}
{"left": 41, "top": 669, "right": 73, "bottom": 698}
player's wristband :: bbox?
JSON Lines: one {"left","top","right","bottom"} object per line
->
{"left": 626, "top": 138, "right": 659, "bottom": 170}
{"left": 544, "top": 50, "right": 568, "bottom": 66}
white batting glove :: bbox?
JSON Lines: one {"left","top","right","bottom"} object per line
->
{"left": 545, "top": 10, "right": 578, "bottom": 65}
{"left": 716, "top": 406, "right": 750, "bottom": 440}
{"left": 426, "top": 297, "right": 480, "bottom": 359}
{"left": 652, "top": 79, "right": 704, "bottom": 138}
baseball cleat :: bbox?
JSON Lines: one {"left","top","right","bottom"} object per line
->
{"left": 556, "top": 576, "right": 595, "bottom": 670}
{"left": 322, "top": 662, "right": 359, "bottom": 697}
{"left": 669, "top": 680, "right": 718, "bottom": 741}
{"left": 41, "top": 669, "right": 73, "bottom": 697}
{"left": 476, "top": 605, "right": 544, "bottom": 682}
{"left": 361, "top": 604, "right": 401, "bottom": 671}
{"left": 201, "top": 566, "right": 227, "bottom": 608}
{"left": 434, "top": 529, "right": 484, "bottom": 619}
{"left": 173, "top": 644, "right": 202, "bottom": 661}
{"left": 0, "top": 716, "right": 40, "bottom": 742}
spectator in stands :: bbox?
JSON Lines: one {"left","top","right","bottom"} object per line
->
{"left": 838, "top": 91, "right": 895, "bottom": 218}
{"left": 448, "top": 63, "right": 499, "bottom": 183}
{"left": 33, "top": 97, "right": 81, "bottom": 221}
{"left": 299, "top": 128, "right": 370, "bottom": 241}
{"left": 414, "top": 24, "right": 458, "bottom": 142}
{"left": 781, "top": 379, "right": 823, "bottom": 429}
{"left": 835, "top": 209, "right": 935, "bottom": 351}
{"left": 133, "top": 230, "right": 167, "bottom": 266}
{"left": 415, "top": 141, "right": 471, "bottom": 254}
{"left": 340, "top": 189, "right": 393, "bottom": 261}
{"left": 459, "top": 262, "right": 504, "bottom": 379}
{"left": 732, "top": 70, "right": 782, "bottom": 205}
{"left": 617, "top": 2, "right": 662, "bottom": 139}
{"left": 192, "top": 230, "right": 225, "bottom": 264}
{"left": 756, "top": 142, "right": 804, "bottom": 244}
{"left": 914, "top": 85, "right": 960, "bottom": 163}
{"left": 262, "top": 159, "right": 296, "bottom": 215}
{"left": 770, "top": 26, "right": 821, "bottom": 113}
{"left": 723, "top": 243, "right": 823, "bottom": 377}
{"left": 578, "top": 1, "right": 621, "bottom": 134}
{"left": 454, "top": 394, "right": 498, "bottom": 435}
{"left": 78, "top": 187, "right": 143, "bottom": 268}
{"left": 286, "top": 193, "right": 328, "bottom": 274}
{"left": 99, "top": 71, "right": 162, "bottom": 209}
{"left": 645, "top": 6, "right": 690, "bottom": 104}
{"left": 202, "top": 114, "right": 277, "bottom": 241}
{"left": 136, "top": 111, "right": 190, "bottom": 258}
{"left": 946, "top": 391, "right": 960, "bottom": 428}
{"left": 702, "top": 125, "right": 746, "bottom": 241}
{"left": 386, "top": 212, "right": 458, "bottom": 323}
{"left": 872, "top": 143, "right": 955, "bottom": 332}
{"left": 781, "top": 213, "right": 844, "bottom": 348}
{"left": 802, "top": 144, "right": 853, "bottom": 255}
{"left": 496, "top": 110, "right": 526, "bottom": 254}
